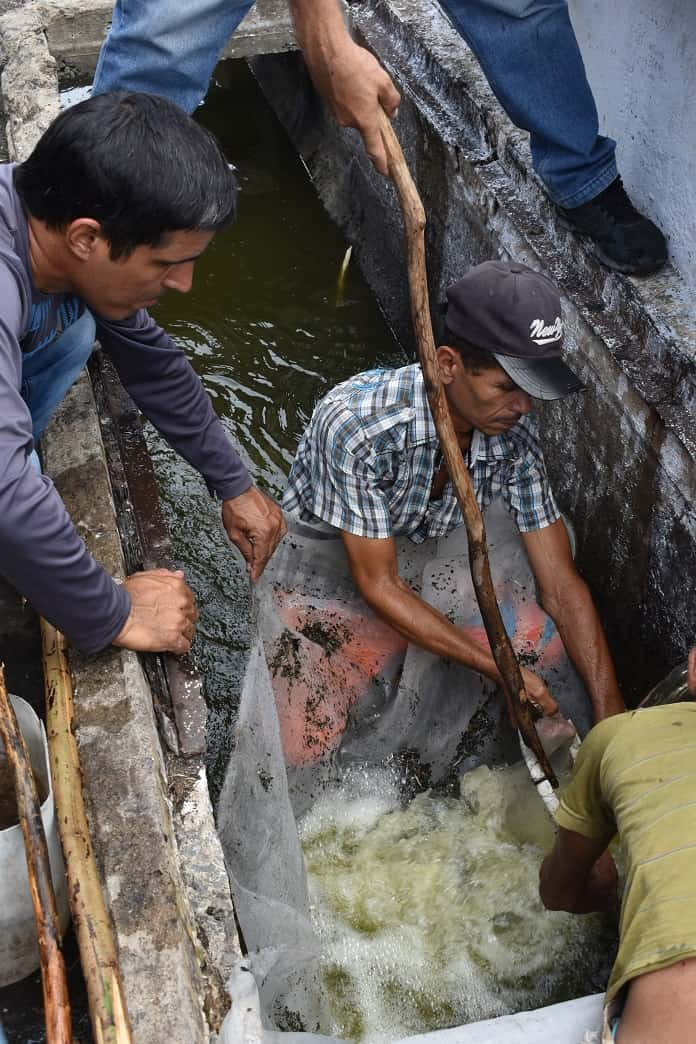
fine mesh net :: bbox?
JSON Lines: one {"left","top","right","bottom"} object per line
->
{"left": 217, "top": 499, "right": 595, "bottom": 1040}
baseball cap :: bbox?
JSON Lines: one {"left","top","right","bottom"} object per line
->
{"left": 444, "top": 260, "right": 583, "bottom": 400}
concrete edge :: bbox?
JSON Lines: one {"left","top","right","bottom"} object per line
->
{"left": 40, "top": 374, "right": 211, "bottom": 1041}
{"left": 29, "top": 0, "right": 296, "bottom": 80}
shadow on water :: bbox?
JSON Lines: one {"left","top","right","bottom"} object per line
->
{"left": 147, "top": 61, "right": 405, "bottom": 800}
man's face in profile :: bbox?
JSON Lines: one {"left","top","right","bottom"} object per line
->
{"left": 70, "top": 226, "right": 215, "bottom": 320}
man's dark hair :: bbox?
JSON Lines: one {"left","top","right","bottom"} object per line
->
{"left": 14, "top": 91, "right": 237, "bottom": 259}
{"left": 441, "top": 325, "right": 499, "bottom": 374}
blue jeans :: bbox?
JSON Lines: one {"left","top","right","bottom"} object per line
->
{"left": 437, "top": 0, "right": 617, "bottom": 207}
{"left": 93, "top": 0, "right": 254, "bottom": 114}
{"left": 21, "top": 310, "right": 97, "bottom": 469}
{"left": 93, "top": 0, "right": 616, "bottom": 208}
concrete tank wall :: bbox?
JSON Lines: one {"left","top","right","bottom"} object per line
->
{"left": 569, "top": 0, "right": 696, "bottom": 288}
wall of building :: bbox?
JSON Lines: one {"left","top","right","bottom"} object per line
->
{"left": 570, "top": 0, "right": 696, "bottom": 287}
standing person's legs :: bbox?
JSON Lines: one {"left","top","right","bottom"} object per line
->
{"left": 93, "top": 0, "right": 255, "bottom": 113}
{"left": 439, "top": 0, "right": 615, "bottom": 208}
{"left": 439, "top": 0, "right": 666, "bottom": 273}
{"left": 21, "top": 311, "right": 97, "bottom": 470}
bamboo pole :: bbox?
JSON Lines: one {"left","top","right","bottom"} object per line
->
{"left": 378, "top": 110, "right": 557, "bottom": 786}
{"left": 41, "top": 619, "right": 133, "bottom": 1044}
{"left": 0, "top": 664, "right": 72, "bottom": 1042}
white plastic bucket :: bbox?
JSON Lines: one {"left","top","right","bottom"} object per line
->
{"left": 0, "top": 695, "right": 70, "bottom": 986}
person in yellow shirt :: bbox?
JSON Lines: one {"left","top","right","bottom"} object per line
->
{"left": 539, "top": 647, "right": 696, "bottom": 1044}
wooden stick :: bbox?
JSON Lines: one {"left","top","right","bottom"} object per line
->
{"left": 0, "top": 664, "right": 72, "bottom": 1043}
{"left": 378, "top": 110, "right": 557, "bottom": 786}
{"left": 41, "top": 620, "right": 134, "bottom": 1044}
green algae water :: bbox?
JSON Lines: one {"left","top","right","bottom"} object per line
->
{"left": 300, "top": 762, "right": 615, "bottom": 1042}
{"left": 147, "top": 62, "right": 404, "bottom": 795}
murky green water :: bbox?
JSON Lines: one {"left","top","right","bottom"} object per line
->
{"left": 147, "top": 62, "right": 404, "bottom": 794}
{"left": 300, "top": 762, "right": 615, "bottom": 1042}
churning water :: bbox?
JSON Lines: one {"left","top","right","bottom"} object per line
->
{"left": 299, "top": 762, "right": 615, "bottom": 1042}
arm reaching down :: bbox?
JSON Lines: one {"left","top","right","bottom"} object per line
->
{"left": 521, "top": 519, "right": 625, "bottom": 722}
{"left": 341, "top": 529, "right": 559, "bottom": 715}
{"left": 222, "top": 486, "right": 287, "bottom": 582}
{"left": 541, "top": 710, "right": 623, "bottom": 912}
{"left": 97, "top": 309, "right": 286, "bottom": 579}
{"left": 290, "top": 0, "right": 400, "bottom": 175}
{"left": 539, "top": 827, "right": 618, "bottom": 914}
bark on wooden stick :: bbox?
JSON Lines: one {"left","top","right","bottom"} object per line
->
{"left": 41, "top": 620, "right": 133, "bottom": 1044}
{"left": 0, "top": 664, "right": 72, "bottom": 1043}
{"left": 378, "top": 110, "right": 557, "bottom": 786}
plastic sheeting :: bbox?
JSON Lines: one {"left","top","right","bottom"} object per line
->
{"left": 218, "top": 500, "right": 596, "bottom": 1040}
{"left": 220, "top": 962, "right": 606, "bottom": 1044}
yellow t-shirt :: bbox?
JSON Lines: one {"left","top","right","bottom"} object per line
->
{"left": 555, "top": 702, "right": 696, "bottom": 1002}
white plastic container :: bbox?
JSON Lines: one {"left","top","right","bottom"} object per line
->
{"left": 0, "top": 695, "right": 70, "bottom": 986}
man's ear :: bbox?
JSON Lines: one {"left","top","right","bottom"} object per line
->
{"left": 436, "top": 345, "right": 459, "bottom": 385}
{"left": 65, "top": 218, "right": 104, "bottom": 262}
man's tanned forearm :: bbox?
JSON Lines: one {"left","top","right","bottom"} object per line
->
{"left": 288, "top": 0, "right": 400, "bottom": 174}
{"left": 541, "top": 573, "right": 624, "bottom": 721}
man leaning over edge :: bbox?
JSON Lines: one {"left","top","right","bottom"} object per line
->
{"left": 0, "top": 91, "right": 285, "bottom": 658}
{"left": 540, "top": 647, "right": 696, "bottom": 1043}
{"left": 283, "top": 261, "right": 625, "bottom": 725}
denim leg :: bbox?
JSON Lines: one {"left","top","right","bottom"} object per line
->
{"left": 93, "top": 0, "right": 255, "bottom": 113}
{"left": 439, "top": 0, "right": 617, "bottom": 207}
{"left": 21, "top": 311, "right": 97, "bottom": 444}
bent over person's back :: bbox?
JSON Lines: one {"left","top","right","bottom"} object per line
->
{"left": 540, "top": 649, "right": 696, "bottom": 1043}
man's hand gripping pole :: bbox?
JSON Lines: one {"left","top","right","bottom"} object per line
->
{"left": 377, "top": 108, "right": 558, "bottom": 788}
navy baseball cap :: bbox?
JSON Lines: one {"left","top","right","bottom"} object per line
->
{"left": 444, "top": 260, "right": 583, "bottom": 400}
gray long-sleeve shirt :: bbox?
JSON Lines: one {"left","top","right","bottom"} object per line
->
{"left": 0, "top": 164, "right": 251, "bottom": 654}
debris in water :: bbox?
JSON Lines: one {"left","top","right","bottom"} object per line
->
{"left": 336, "top": 245, "right": 353, "bottom": 306}
{"left": 299, "top": 614, "right": 349, "bottom": 658}
{"left": 269, "top": 628, "right": 302, "bottom": 680}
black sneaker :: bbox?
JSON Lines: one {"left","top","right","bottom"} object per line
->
{"left": 559, "top": 176, "right": 667, "bottom": 275}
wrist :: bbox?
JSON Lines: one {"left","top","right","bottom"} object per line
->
{"left": 458, "top": 644, "right": 499, "bottom": 683}
{"left": 290, "top": 0, "right": 352, "bottom": 60}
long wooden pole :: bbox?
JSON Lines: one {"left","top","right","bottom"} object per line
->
{"left": 378, "top": 111, "right": 557, "bottom": 786}
{"left": 41, "top": 620, "right": 133, "bottom": 1044}
{"left": 0, "top": 664, "right": 72, "bottom": 1043}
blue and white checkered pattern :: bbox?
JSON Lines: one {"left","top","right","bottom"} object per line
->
{"left": 283, "top": 364, "right": 560, "bottom": 542}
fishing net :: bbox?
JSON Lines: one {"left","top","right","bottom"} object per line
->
{"left": 217, "top": 499, "right": 597, "bottom": 1042}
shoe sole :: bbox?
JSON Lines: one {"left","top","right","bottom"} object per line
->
{"left": 556, "top": 215, "right": 668, "bottom": 276}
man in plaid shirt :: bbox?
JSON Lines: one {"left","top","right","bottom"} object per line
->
{"left": 284, "top": 261, "right": 624, "bottom": 723}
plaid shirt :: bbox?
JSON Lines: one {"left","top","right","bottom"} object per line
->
{"left": 283, "top": 364, "right": 560, "bottom": 542}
